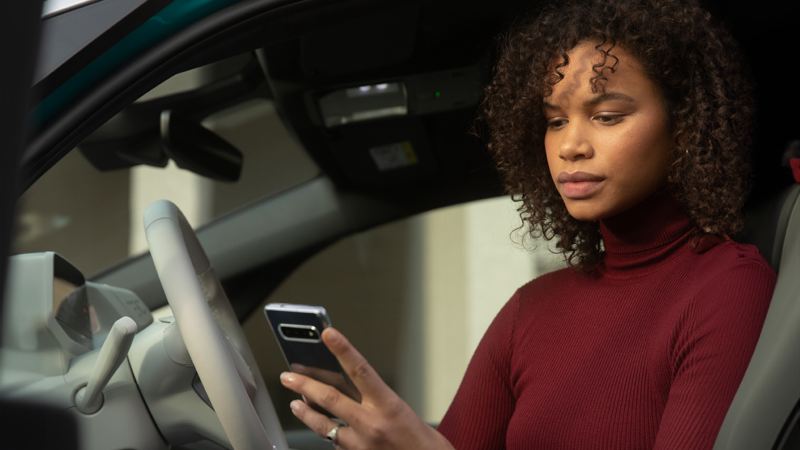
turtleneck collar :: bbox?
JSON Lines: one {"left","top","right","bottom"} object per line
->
{"left": 599, "top": 188, "right": 696, "bottom": 278}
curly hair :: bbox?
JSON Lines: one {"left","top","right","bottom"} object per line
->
{"left": 481, "top": 0, "right": 754, "bottom": 271}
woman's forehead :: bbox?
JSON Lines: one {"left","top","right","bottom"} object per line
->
{"left": 544, "top": 41, "right": 648, "bottom": 105}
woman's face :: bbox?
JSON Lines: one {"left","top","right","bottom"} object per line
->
{"left": 543, "top": 41, "right": 673, "bottom": 221}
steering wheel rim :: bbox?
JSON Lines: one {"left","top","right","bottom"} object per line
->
{"left": 144, "top": 199, "right": 288, "bottom": 450}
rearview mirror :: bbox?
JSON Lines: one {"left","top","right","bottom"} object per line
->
{"left": 160, "top": 110, "right": 243, "bottom": 182}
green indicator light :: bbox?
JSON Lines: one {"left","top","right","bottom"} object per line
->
{"left": 434, "top": 90, "right": 441, "bottom": 98}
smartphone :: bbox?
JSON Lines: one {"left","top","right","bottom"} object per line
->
{"left": 264, "top": 303, "right": 360, "bottom": 412}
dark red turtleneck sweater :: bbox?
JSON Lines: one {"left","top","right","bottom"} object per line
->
{"left": 437, "top": 191, "right": 776, "bottom": 449}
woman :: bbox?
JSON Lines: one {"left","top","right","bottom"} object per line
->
{"left": 279, "top": 0, "right": 777, "bottom": 448}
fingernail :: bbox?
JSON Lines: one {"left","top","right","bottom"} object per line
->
{"left": 324, "top": 327, "right": 340, "bottom": 342}
{"left": 280, "top": 372, "right": 295, "bottom": 384}
{"left": 290, "top": 400, "right": 303, "bottom": 413}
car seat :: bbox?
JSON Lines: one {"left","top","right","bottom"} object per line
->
{"left": 714, "top": 183, "right": 800, "bottom": 449}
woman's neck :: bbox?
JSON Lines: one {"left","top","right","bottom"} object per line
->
{"left": 598, "top": 187, "right": 695, "bottom": 277}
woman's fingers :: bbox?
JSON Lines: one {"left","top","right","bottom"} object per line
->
{"left": 280, "top": 331, "right": 456, "bottom": 450}
{"left": 290, "top": 363, "right": 362, "bottom": 401}
{"left": 289, "top": 399, "right": 358, "bottom": 448}
{"left": 321, "top": 327, "right": 395, "bottom": 404}
{"left": 280, "top": 371, "right": 364, "bottom": 426}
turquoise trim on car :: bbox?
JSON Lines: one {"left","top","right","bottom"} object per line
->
{"left": 34, "top": 0, "right": 240, "bottom": 127}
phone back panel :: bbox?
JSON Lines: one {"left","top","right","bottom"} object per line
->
{"left": 265, "top": 306, "right": 342, "bottom": 373}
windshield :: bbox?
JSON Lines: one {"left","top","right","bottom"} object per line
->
{"left": 15, "top": 55, "right": 319, "bottom": 277}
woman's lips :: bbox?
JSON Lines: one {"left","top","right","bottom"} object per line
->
{"left": 557, "top": 171, "right": 606, "bottom": 199}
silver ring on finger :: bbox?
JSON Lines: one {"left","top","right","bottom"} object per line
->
{"left": 326, "top": 423, "right": 344, "bottom": 444}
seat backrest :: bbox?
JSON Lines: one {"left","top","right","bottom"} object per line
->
{"left": 714, "top": 184, "right": 800, "bottom": 449}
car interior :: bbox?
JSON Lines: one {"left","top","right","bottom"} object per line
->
{"left": 2, "top": 0, "right": 800, "bottom": 449}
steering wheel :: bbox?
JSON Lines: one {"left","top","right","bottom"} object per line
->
{"left": 144, "top": 200, "right": 288, "bottom": 450}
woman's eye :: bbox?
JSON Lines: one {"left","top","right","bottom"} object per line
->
{"left": 592, "top": 114, "right": 624, "bottom": 125}
{"left": 546, "top": 118, "right": 567, "bottom": 129}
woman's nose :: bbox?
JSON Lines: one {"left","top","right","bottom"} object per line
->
{"left": 558, "top": 123, "right": 594, "bottom": 161}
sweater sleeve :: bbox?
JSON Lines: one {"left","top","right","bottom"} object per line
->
{"left": 653, "top": 258, "right": 776, "bottom": 449}
{"left": 437, "top": 289, "right": 520, "bottom": 450}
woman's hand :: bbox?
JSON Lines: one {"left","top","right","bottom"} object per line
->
{"left": 279, "top": 327, "right": 454, "bottom": 450}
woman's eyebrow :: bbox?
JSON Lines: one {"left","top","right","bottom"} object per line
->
{"left": 543, "top": 92, "right": 635, "bottom": 112}
{"left": 542, "top": 101, "right": 561, "bottom": 111}
{"left": 584, "top": 92, "right": 635, "bottom": 107}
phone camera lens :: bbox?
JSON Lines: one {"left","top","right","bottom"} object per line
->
{"left": 279, "top": 324, "right": 320, "bottom": 340}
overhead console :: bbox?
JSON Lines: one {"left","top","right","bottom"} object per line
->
{"left": 257, "top": 0, "right": 522, "bottom": 197}
{"left": 304, "top": 66, "right": 485, "bottom": 189}
{"left": 317, "top": 68, "right": 483, "bottom": 128}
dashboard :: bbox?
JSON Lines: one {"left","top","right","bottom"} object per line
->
{"left": 1, "top": 252, "right": 164, "bottom": 449}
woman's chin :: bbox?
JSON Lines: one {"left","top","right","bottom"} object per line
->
{"left": 563, "top": 201, "right": 608, "bottom": 222}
